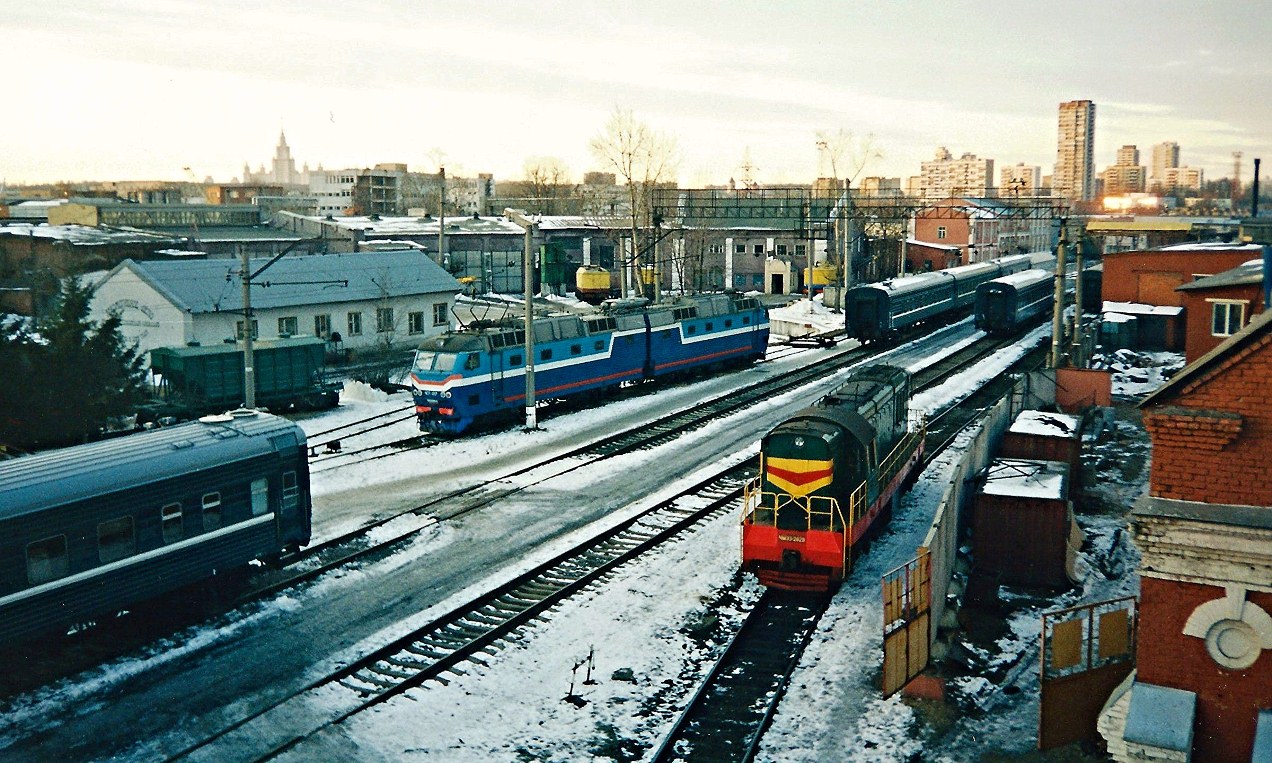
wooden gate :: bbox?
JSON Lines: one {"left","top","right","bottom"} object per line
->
{"left": 882, "top": 552, "right": 931, "bottom": 696}
{"left": 1038, "top": 596, "right": 1137, "bottom": 750}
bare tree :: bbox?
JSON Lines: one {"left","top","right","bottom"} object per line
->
{"left": 589, "top": 108, "right": 680, "bottom": 295}
{"left": 521, "top": 156, "right": 575, "bottom": 215}
{"left": 814, "top": 128, "right": 882, "bottom": 184}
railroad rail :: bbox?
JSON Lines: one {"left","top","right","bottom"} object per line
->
{"left": 645, "top": 335, "right": 1050, "bottom": 761}
{"left": 168, "top": 463, "right": 757, "bottom": 762}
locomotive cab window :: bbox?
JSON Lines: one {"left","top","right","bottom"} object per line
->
{"left": 251, "top": 478, "right": 269, "bottom": 517}
{"left": 203, "top": 492, "right": 222, "bottom": 530}
{"left": 98, "top": 517, "right": 136, "bottom": 564}
{"left": 161, "top": 502, "right": 183, "bottom": 544}
{"left": 26, "top": 535, "right": 69, "bottom": 586}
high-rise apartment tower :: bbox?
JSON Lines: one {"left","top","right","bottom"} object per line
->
{"left": 1054, "top": 100, "right": 1096, "bottom": 202}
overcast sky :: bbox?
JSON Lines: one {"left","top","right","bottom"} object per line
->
{"left": 6, "top": 1, "right": 1269, "bottom": 188}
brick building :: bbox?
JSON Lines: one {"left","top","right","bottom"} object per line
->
{"left": 911, "top": 197, "right": 1052, "bottom": 265}
{"left": 1097, "top": 310, "right": 1272, "bottom": 762}
{"left": 1176, "top": 258, "right": 1266, "bottom": 362}
{"left": 1100, "top": 242, "right": 1263, "bottom": 352}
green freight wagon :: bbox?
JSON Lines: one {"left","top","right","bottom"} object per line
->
{"left": 149, "top": 336, "right": 341, "bottom": 416}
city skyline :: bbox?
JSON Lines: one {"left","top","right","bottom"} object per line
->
{"left": 5, "top": 1, "right": 1269, "bottom": 188}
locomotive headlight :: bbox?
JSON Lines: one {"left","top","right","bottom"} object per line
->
{"left": 441, "top": 391, "right": 452, "bottom": 399}
{"left": 794, "top": 437, "right": 805, "bottom": 448}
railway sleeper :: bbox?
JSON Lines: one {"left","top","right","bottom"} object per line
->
{"left": 383, "top": 655, "right": 430, "bottom": 672}
{"left": 371, "top": 662, "right": 420, "bottom": 681}
{"left": 351, "top": 671, "right": 401, "bottom": 690}
{"left": 338, "top": 678, "right": 380, "bottom": 695}
{"left": 464, "top": 611, "right": 507, "bottom": 627}
{"left": 518, "top": 582, "right": 559, "bottom": 598}
{"left": 406, "top": 643, "right": 451, "bottom": 660}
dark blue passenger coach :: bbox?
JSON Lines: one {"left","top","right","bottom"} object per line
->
{"left": 0, "top": 410, "right": 311, "bottom": 645}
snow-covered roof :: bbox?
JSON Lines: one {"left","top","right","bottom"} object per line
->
{"left": 980, "top": 458, "right": 1068, "bottom": 499}
{"left": 303, "top": 214, "right": 525, "bottom": 236}
{"left": 0, "top": 222, "right": 178, "bottom": 245}
{"left": 1102, "top": 312, "right": 1135, "bottom": 324}
{"left": 1009, "top": 410, "right": 1080, "bottom": 440}
{"left": 1102, "top": 301, "right": 1183, "bottom": 317}
{"left": 1155, "top": 241, "right": 1262, "bottom": 252}
{"left": 1176, "top": 258, "right": 1264, "bottom": 291}
{"left": 905, "top": 238, "right": 960, "bottom": 252}
{"left": 107, "top": 249, "right": 462, "bottom": 314}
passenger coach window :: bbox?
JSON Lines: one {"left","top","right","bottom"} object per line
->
{"left": 282, "top": 471, "right": 299, "bottom": 511}
{"left": 203, "top": 492, "right": 222, "bottom": 530}
{"left": 26, "top": 535, "right": 69, "bottom": 586}
{"left": 98, "top": 517, "right": 136, "bottom": 564}
{"left": 161, "top": 503, "right": 183, "bottom": 544}
{"left": 251, "top": 478, "right": 269, "bottom": 516}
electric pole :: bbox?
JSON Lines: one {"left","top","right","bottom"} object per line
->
{"left": 505, "top": 208, "right": 540, "bottom": 429}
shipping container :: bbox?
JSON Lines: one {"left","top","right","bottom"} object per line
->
{"left": 972, "top": 458, "right": 1082, "bottom": 589}
{"left": 999, "top": 410, "right": 1083, "bottom": 475}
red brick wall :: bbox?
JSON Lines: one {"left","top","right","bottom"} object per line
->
{"left": 1100, "top": 249, "right": 1256, "bottom": 305}
{"left": 1179, "top": 283, "right": 1266, "bottom": 363}
{"left": 1137, "top": 577, "right": 1272, "bottom": 763}
{"left": 1143, "top": 333, "right": 1272, "bottom": 505}
{"left": 913, "top": 214, "right": 970, "bottom": 264}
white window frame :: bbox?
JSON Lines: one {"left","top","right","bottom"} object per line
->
{"left": 1208, "top": 299, "right": 1246, "bottom": 337}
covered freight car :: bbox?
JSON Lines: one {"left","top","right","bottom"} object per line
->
{"left": 149, "top": 336, "right": 340, "bottom": 417}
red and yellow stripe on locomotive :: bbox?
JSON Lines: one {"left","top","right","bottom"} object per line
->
{"left": 741, "top": 364, "right": 924, "bottom": 591}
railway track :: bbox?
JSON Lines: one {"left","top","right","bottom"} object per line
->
{"left": 650, "top": 592, "right": 828, "bottom": 763}
{"left": 645, "top": 333, "right": 1050, "bottom": 762}
{"left": 168, "top": 463, "right": 757, "bottom": 762}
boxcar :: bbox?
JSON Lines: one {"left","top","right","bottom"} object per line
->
{"left": 0, "top": 410, "right": 311, "bottom": 645}
{"left": 150, "top": 336, "right": 340, "bottom": 417}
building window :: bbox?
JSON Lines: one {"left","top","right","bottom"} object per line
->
{"left": 937, "top": 226, "right": 947, "bottom": 240}
{"left": 735, "top": 243, "right": 746, "bottom": 254}
{"left": 408, "top": 311, "right": 426, "bottom": 334}
{"left": 376, "top": 307, "right": 394, "bottom": 333}
{"left": 795, "top": 244, "right": 807, "bottom": 256}
{"left": 433, "top": 303, "right": 448, "bottom": 326}
{"left": 314, "top": 314, "right": 331, "bottom": 339}
{"left": 347, "top": 311, "right": 363, "bottom": 336}
{"left": 278, "top": 316, "right": 298, "bottom": 336}
{"left": 776, "top": 244, "right": 788, "bottom": 256}
{"left": 26, "top": 535, "right": 69, "bottom": 586}
{"left": 1210, "top": 301, "right": 1246, "bottom": 337}
{"left": 98, "top": 516, "right": 136, "bottom": 564}
{"left": 236, "top": 320, "right": 259, "bottom": 340}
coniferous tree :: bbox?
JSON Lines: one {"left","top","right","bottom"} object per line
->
{"left": 0, "top": 278, "right": 148, "bottom": 450}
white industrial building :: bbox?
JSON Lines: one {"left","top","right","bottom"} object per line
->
{"left": 88, "top": 249, "right": 462, "bottom": 362}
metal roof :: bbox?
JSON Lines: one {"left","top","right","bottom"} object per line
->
{"left": 0, "top": 412, "right": 304, "bottom": 520}
{"left": 107, "top": 249, "right": 462, "bottom": 314}
{"left": 1176, "top": 258, "right": 1264, "bottom": 291}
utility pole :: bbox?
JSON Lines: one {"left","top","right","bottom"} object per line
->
{"left": 1049, "top": 221, "right": 1069, "bottom": 369}
{"left": 505, "top": 208, "right": 539, "bottom": 429}
{"left": 240, "top": 245, "right": 255, "bottom": 408}
{"left": 1070, "top": 237, "right": 1085, "bottom": 367}
{"left": 438, "top": 166, "right": 446, "bottom": 268}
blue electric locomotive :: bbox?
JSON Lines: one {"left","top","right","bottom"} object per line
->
{"left": 0, "top": 410, "right": 311, "bottom": 645}
{"left": 410, "top": 292, "right": 770, "bottom": 434}
{"left": 974, "top": 268, "right": 1056, "bottom": 336}
{"left": 845, "top": 254, "right": 1034, "bottom": 341}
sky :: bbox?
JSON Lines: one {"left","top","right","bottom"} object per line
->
{"left": 5, "top": 1, "right": 1270, "bottom": 188}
